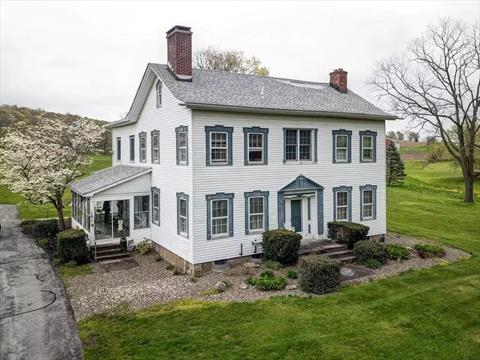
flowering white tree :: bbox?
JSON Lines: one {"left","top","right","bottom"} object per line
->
{"left": 0, "top": 117, "right": 104, "bottom": 229}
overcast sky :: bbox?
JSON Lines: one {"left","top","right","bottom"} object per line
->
{"left": 1, "top": 1, "right": 479, "bottom": 131}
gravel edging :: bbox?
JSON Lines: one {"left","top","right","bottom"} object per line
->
{"left": 67, "top": 233, "right": 471, "bottom": 321}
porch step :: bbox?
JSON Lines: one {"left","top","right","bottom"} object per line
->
{"left": 92, "top": 244, "right": 130, "bottom": 262}
{"left": 95, "top": 252, "right": 130, "bottom": 261}
{"left": 299, "top": 242, "right": 356, "bottom": 263}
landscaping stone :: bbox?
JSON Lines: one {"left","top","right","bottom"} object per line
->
{"left": 65, "top": 233, "right": 470, "bottom": 321}
{"left": 214, "top": 281, "right": 228, "bottom": 292}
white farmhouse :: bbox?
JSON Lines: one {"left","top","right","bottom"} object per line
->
{"left": 69, "top": 25, "right": 396, "bottom": 272}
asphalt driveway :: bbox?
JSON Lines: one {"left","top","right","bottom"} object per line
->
{"left": 0, "top": 205, "right": 83, "bottom": 360}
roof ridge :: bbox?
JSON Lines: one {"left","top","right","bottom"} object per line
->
{"left": 151, "top": 63, "right": 331, "bottom": 87}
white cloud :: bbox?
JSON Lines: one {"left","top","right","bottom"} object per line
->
{"left": 1, "top": 0, "right": 478, "bottom": 131}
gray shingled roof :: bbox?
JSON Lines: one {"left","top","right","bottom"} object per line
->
{"left": 150, "top": 64, "right": 395, "bottom": 119}
{"left": 69, "top": 165, "right": 151, "bottom": 196}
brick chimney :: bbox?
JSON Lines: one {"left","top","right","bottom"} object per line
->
{"left": 329, "top": 68, "right": 348, "bottom": 93}
{"left": 166, "top": 25, "right": 192, "bottom": 81}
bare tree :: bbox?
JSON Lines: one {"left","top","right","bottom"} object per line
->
{"left": 370, "top": 18, "right": 480, "bottom": 203}
{"left": 194, "top": 47, "right": 269, "bottom": 76}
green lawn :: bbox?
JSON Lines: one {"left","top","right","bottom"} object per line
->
{"left": 79, "top": 160, "right": 480, "bottom": 360}
{"left": 0, "top": 154, "right": 111, "bottom": 220}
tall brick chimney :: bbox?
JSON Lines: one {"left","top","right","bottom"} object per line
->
{"left": 329, "top": 68, "right": 348, "bottom": 93}
{"left": 166, "top": 25, "right": 192, "bottom": 81}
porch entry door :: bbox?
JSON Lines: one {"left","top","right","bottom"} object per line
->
{"left": 290, "top": 199, "right": 302, "bottom": 233}
{"left": 94, "top": 199, "right": 130, "bottom": 241}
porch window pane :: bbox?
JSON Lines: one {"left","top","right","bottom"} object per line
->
{"left": 134, "top": 195, "right": 150, "bottom": 229}
{"left": 94, "top": 201, "right": 113, "bottom": 240}
{"left": 112, "top": 200, "right": 130, "bottom": 238}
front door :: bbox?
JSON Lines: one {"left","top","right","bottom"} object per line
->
{"left": 291, "top": 199, "right": 302, "bottom": 232}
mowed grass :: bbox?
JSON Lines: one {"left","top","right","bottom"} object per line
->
{"left": 0, "top": 154, "right": 111, "bottom": 220}
{"left": 79, "top": 160, "right": 480, "bottom": 360}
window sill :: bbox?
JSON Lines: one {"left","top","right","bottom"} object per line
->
{"left": 333, "top": 161, "right": 351, "bottom": 164}
{"left": 360, "top": 160, "right": 376, "bottom": 163}
{"left": 209, "top": 234, "right": 231, "bottom": 240}
{"left": 207, "top": 163, "right": 230, "bottom": 166}
{"left": 245, "top": 162, "right": 267, "bottom": 166}
{"left": 247, "top": 229, "right": 264, "bottom": 235}
{"left": 179, "top": 233, "right": 189, "bottom": 239}
{"left": 361, "top": 217, "right": 376, "bottom": 222}
{"left": 283, "top": 160, "right": 316, "bottom": 165}
{"left": 134, "top": 227, "right": 151, "bottom": 230}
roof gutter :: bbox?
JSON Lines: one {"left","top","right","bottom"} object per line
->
{"left": 185, "top": 102, "right": 398, "bottom": 120}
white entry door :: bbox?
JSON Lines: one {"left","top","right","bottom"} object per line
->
{"left": 286, "top": 194, "right": 316, "bottom": 240}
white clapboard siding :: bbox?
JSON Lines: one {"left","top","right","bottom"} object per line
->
{"left": 191, "top": 111, "right": 386, "bottom": 264}
{"left": 111, "top": 79, "right": 193, "bottom": 262}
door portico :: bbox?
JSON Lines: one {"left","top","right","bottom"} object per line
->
{"left": 278, "top": 174, "right": 324, "bottom": 240}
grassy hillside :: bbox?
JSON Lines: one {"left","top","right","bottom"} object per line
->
{"left": 0, "top": 154, "right": 111, "bottom": 219}
{"left": 79, "top": 160, "right": 480, "bottom": 360}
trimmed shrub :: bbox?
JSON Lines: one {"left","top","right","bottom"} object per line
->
{"left": 414, "top": 244, "right": 446, "bottom": 259}
{"left": 354, "top": 240, "right": 388, "bottom": 265}
{"left": 287, "top": 270, "right": 298, "bottom": 279}
{"left": 299, "top": 255, "right": 341, "bottom": 294}
{"left": 56, "top": 229, "right": 89, "bottom": 264}
{"left": 262, "top": 229, "right": 302, "bottom": 265}
{"left": 33, "top": 219, "right": 59, "bottom": 239}
{"left": 387, "top": 244, "right": 411, "bottom": 260}
{"left": 327, "top": 221, "right": 369, "bottom": 249}
{"left": 364, "top": 259, "right": 382, "bottom": 269}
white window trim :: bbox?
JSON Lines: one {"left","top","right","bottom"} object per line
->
{"left": 361, "top": 189, "right": 374, "bottom": 220}
{"left": 211, "top": 199, "right": 229, "bottom": 238}
{"left": 285, "top": 129, "right": 313, "bottom": 163}
{"left": 179, "top": 198, "right": 188, "bottom": 235}
{"left": 247, "top": 133, "right": 264, "bottom": 164}
{"left": 361, "top": 135, "right": 374, "bottom": 162}
{"left": 178, "top": 131, "right": 188, "bottom": 165}
{"left": 335, "top": 134, "right": 349, "bottom": 163}
{"left": 335, "top": 191, "right": 349, "bottom": 221}
{"left": 152, "top": 131, "right": 160, "bottom": 163}
{"left": 210, "top": 131, "right": 228, "bottom": 165}
{"left": 152, "top": 189, "right": 160, "bottom": 226}
{"left": 129, "top": 135, "right": 135, "bottom": 162}
{"left": 248, "top": 196, "right": 265, "bottom": 232}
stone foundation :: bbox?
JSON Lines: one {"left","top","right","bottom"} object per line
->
{"left": 369, "top": 234, "right": 386, "bottom": 242}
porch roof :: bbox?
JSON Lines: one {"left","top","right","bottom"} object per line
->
{"left": 69, "top": 165, "right": 152, "bottom": 197}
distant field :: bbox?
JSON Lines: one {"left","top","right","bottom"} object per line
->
{"left": 0, "top": 154, "right": 111, "bottom": 220}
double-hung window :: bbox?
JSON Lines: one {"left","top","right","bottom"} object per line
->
{"left": 244, "top": 191, "right": 269, "bottom": 234}
{"left": 176, "top": 192, "right": 189, "bottom": 237}
{"left": 243, "top": 127, "right": 268, "bottom": 165}
{"left": 333, "top": 186, "right": 352, "bottom": 221}
{"left": 156, "top": 81, "right": 162, "bottom": 108}
{"left": 116, "top": 137, "right": 121, "bottom": 161}
{"left": 206, "top": 193, "right": 234, "bottom": 239}
{"left": 211, "top": 132, "right": 227, "bottom": 164}
{"left": 333, "top": 129, "right": 352, "bottom": 163}
{"left": 134, "top": 195, "right": 149, "bottom": 229}
{"left": 139, "top": 132, "right": 147, "bottom": 162}
{"left": 151, "top": 187, "right": 160, "bottom": 226}
{"left": 129, "top": 135, "right": 135, "bottom": 162}
{"left": 175, "top": 126, "right": 188, "bottom": 165}
{"left": 360, "top": 131, "right": 377, "bottom": 162}
{"left": 284, "top": 129, "right": 317, "bottom": 162}
{"left": 151, "top": 130, "right": 160, "bottom": 163}
{"left": 360, "top": 185, "right": 377, "bottom": 221}
{"left": 205, "top": 126, "right": 233, "bottom": 166}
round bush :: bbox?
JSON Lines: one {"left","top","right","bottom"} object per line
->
{"left": 57, "top": 228, "right": 89, "bottom": 264}
{"left": 33, "top": 219, "right": 59, "bottom": 240}
{"left": 262, "top": 229, "right": 302, "bottom": 265}
{"left": 327, "top": 221, "right": 369, "bottom": 249}
{"left": 354, "top": 240, "right": 388, "bottom": 264}
{"left": 386, "top": 244, "right": 410, "bottom": 260}
{"left": 299, "top": 255, "right": 341, "bottom": 294}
